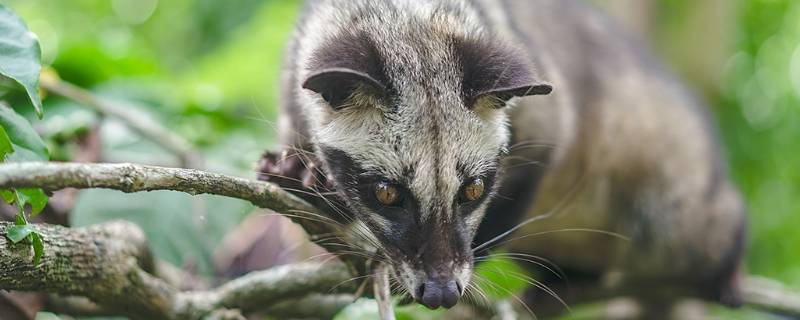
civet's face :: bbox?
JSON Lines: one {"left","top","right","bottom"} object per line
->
{"left": 299, "top": 8, "right": 550, "bottom": 309}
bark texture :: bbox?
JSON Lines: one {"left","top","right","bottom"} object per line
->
{"left": 0, "top": 221, "right": 355, "bottom": 319}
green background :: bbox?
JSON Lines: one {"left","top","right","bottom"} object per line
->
{"left": 2, "top": 0, "right": 798, "bottom": 318}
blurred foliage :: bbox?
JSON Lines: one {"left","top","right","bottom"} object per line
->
{"left": 720, "top": 0, "right": 800, "bottom": 286}
{"left": 710, "top": 1, "right": 800, "bottom": 317}
{"left": 0, "top": 0, "right": 796, "bottom": 318}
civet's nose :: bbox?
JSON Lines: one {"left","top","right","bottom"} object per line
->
{"left": 417, "top": 279, "right": 461, "bottom": 309}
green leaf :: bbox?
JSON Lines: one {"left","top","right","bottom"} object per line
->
{"left": 16, "top": 188, "right": 47, "bottom": 216}
{"left": 31, "top": 231, "right": 43, "bottom": 264}
{"left": 0, "top": 4, "right": 43, "bottom": 117}
{"left": 6, "top": 224, "right": 32, "bottom": 243}
{"left": 0, "top": 97, "right": 50, "bottom": 220}
{"left": 333, "top": 299, "right": 380, "bottom": 320}
{"left": 474, "top": 253, "right": 533, "bottom": 299}
{"left": 0, "top": 189, "right": 14, "bottom": 204}
{"left": 15, "top": 212, "right": 26, "bottom": 225}
{"left": 333, "top": 299, "right": 444, "bottom": 320}
{"left": 0, "top": 104, "right": 49, "bottom": 161}
{"left": 0, "top": 125, "right": 12, "bottom": 160}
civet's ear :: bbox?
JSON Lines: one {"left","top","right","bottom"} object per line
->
{"left": 457, "top": 36, "right": 552, "bottom": 108}
{"left": 302, "top": 68, "right": 386, "bottom": 109}
{"left": 303, "top": 32, "right": 388, "bottom": 110}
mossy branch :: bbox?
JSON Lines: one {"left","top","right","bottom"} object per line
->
{"left": 0, "top": 221, "right": 355, "bottom": 319}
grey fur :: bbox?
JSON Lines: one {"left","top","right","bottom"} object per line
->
{"left": 276, "top": 0, "right": 747, "bottom": 312}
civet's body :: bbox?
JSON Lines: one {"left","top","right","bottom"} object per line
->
{"left": 263, "top": 0, "right": 747, "bottom": 313}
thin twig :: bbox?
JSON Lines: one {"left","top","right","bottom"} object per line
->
{"left": 0, "top": 161, "right": 345, "bottom": 249}
{"left": 741, "top": 276, "right": 800, "bottom": 317}
{"left": 373, "top": 264, "right": 396, "bottom": 320}
{"left": 39, "top": 73, "right": 202, "bottom": 169}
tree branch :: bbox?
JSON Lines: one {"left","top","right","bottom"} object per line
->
{"left": 262, "top": 294, "right": 355, "bottom": 319}
{"left": 741, "top": 276, "right": 800, "bottom": 317}
{"left": 175, "top": 261, "right": 355, "bottom": 319}
{"left": 0, "top": 161, "right": 375, "bottom": 317}
{"left": 0, "top": 162, "right": 348, "bottom": 256}
{"left": 0, "top": 221, "right": 176, "bottom": 318}
{"left": 47, "top": 293, "right": 356, "bottom": 319}
{"left": 0, "top": 221, "right": 355, "bottom": 319}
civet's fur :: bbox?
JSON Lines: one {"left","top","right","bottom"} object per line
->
{"left": 263, "top": 0, "right": 747, "bottom": 314}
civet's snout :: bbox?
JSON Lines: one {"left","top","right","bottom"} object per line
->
{"left": 416, "top": 276, "right": 462, "bottom": 309}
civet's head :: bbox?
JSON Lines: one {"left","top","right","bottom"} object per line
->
{"left": 295, "top": 0, "right": 551, "bottom": 309}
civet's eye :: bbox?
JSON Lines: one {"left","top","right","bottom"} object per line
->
{"left": 461, "top": 178, "right": 485, "bottom": 203}
{"left": 374, "top": 181, "right": 402, "bottom": 206}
